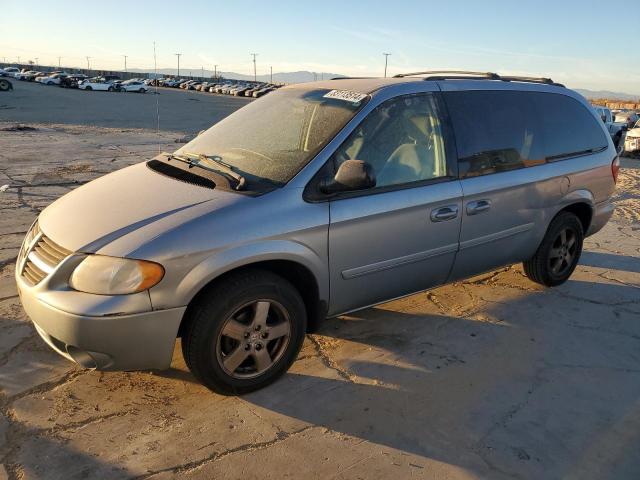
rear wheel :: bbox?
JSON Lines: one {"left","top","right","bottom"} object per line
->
{"left": 523, "top": 212, "right": 584, "bottom": 287}
{"left": 138, "top": 88, "right": 145, "bottom": 93}
{"left": 182, "top": 270, "right": 307, "bottom": 395}
{"left": 108, "top": 86, "right": 114, "bottom": 92}
{"left": 0, "top": 79, "right": 11, "bottom": 91}
{"left": 85, "top": 86, "right": 92, "bottom": 91}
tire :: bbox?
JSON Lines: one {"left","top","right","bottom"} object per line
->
{"left": 47, "top": 81, "right": 54, "bottom": 85}
{"left": 523, "top": 211, "right": 584, "bottom": 287}
{"left": 108, "top": 86, "right": 114, "bottom": 92}
{"left": 85, "top": 86, "right": 92, "bottom": 91}
{"left": 138, "top": 88, "right": 145, "bottom": 93}
{"left": 0, "top": 79, "right": 11, "bottom": 92}
{"left": 182, "top": 269, "right": 307, "bottom": 395}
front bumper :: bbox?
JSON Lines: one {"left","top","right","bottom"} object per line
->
{"left": 16, "top": 247, "right": 186, "bottom": 371}
{"left": 625, "top": 136, "right": 640, "bottom": 153}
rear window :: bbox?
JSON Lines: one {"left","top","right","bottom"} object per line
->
{"left": 445, "top": 91, "right": 608, "bottom": 178}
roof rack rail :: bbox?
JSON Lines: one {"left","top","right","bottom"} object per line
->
{"left": 329, "top": 76, "right": 373, "bottom": 80}
{"left": 393, "top": 70, "right": 499, "bottom": 79}
{"left": 392, "top": 70, "right": 564, "bottom": 87}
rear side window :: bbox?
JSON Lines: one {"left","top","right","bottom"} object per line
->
{"left": 445, "top": 91, "right": 608, "bottom": 178}
{"left": 536, "top": 94, "right": 608, "bottom": 160}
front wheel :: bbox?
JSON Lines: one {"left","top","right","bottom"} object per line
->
{"left": 138, "top": 88, "right": 145, "bottom": 93}
{"left": 523, "top": 211, "right": 584, "bottom": 287}
{"left": 108, "top": 86, "right": 114, "bottom": 92}
{"left": 85, "top": 86, "right": 92, "bottom": 91}
{"left": 182, "top": 270, "right": 307, "bottom": 395}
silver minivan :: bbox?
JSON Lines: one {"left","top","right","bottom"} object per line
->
{"left": 16, "top": 71, "right": 619, "bottom": 394}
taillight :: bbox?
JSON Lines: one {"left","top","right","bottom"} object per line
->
{"left": 611, "top": 156, "right": 620, "bottom": 184}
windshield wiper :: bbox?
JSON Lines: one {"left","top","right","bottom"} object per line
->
{"left": 168, "top": 152, "right": 246, "bottom": 190}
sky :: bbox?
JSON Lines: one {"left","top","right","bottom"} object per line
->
{"left": 3, "top": 0, "right": 639, "bottom": 94}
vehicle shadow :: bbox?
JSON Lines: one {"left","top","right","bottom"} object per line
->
{"left": 243, "top": 277, "right": 640, "bottom": 479}
{"left": 3, "top": 420, "right": 136, "bottom": 480}
{"left": 580, "top": 250, "right": 640, "bottom": 274}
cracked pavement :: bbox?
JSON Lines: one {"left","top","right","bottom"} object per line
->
{"left": 0, "top": 123, "right": 639, "bottom": 479}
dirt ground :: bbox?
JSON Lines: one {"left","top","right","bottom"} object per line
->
{"left": 1, "top": 123, "right": 639, "bottom": 480}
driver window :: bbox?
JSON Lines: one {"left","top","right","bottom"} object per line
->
{"left": 332, "top": 93, "right": 447, "bottom": 188}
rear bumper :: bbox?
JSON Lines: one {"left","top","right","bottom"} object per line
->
{"left": 18, "top": 280, "right": 186, "bottom": 371}
{"left": 587, "top": 199, "right": 614, "bottom": 237}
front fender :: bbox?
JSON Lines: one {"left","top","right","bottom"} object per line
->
{"left": 150, "top": 240, "right": 329, "bottom": 309}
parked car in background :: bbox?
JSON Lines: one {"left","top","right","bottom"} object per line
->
{"left": 624, "top": 119, "right": 640, "bottom": 156}
{"left": 592, "top": 105, "right": 627, "bottom": 149}
{"left": 614, "top": 111, "right": 639, "bottom": 129}
{"left": 78, "top": 77, "right": 117, "bottom": 91}
{"left": 1, "top": 67, "right": 20, "bottom": 77}
{"left": 253, "top": 86, "right": 275, "bottom": 98}
{"left": 16, "top": 71, "right": 43, "bottom": 81}
{"left": 36, "top": 73, "right": 69, "bottom": 85}
{"left": 232, "top": 85, "right": 252, "bottom": 96}
{"left": 60, "top": 75, "right": 87, "bottom": 88}
{"left": 118, "top": 80, "right": 149, "bottom": 93}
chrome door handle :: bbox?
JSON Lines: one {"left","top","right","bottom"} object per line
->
{"left": 466, "top": 200, "right": 491, "bottom": 216}
{"left": 430, "top": 205, "right": 459, "bottom": 222}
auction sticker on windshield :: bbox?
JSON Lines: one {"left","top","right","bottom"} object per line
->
{"left": 323, "top": 89, "right": 368, "bottom": 103}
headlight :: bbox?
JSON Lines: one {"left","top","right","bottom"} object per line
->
{"left": 69, "top": 255, "right": 164, "bottom": 295}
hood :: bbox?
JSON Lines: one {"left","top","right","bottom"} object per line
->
{"left": 626, "top": 127, "right": 640, "bottom": 138}
{"left": 39, "top": 162, "right": 236, "bottom": 252}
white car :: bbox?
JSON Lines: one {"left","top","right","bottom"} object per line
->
{"left": 1, "top": 67, "right": 20, "bottom": 77}
{"left": 118, "top": 80, "right": 148, "bottom": 93}
{"left": 36, "top": 73, "right": 69, "bottom": 85}
{"left": 78, "top": 77, "right": 117, "bottom": 91}
{"left": 624, "top": 120, "right": 640, "bottom": 156}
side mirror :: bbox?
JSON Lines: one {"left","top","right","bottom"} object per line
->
{"left": 320, "top": 159, "right": 376, "bottom": 194}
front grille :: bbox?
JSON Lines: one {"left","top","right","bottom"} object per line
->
{"left": 20, "top": 222, "right": 72, "bottom": 286}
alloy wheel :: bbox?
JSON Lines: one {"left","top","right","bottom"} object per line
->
{"left": 548, "top": 227, "right": 577, "bottom": 276}
{"left": 216, "top": 300, "right": 291, "bottom": 379}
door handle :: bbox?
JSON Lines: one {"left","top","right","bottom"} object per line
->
{"left": 430, "top": 205, "right": 459, "bottom": 222}
{"left": 466, "top": 200, "right": 491, "bottom": 216}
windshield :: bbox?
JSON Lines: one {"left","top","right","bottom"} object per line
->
{"left": 178, "top": 87, "right": 368, "bottom": 187}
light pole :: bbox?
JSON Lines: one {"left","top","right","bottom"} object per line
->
{"left": 174, "top": 53, "right": 181, "bottom": 77}
{"left": 383, "top": 53, "right": 391, "bottom": 78}
{"left": 35, "top": 58, "right": 39, "bottom": 68}
{"left": 201, "top": 66, "right": 204, "bottom": 79}
{"left": 86, "top": 56, "right": 91, "bottom": 70}
{"left": 250, "top": 53, "right": 258, "bottom": 82}
{"left": 58, "top": 56, "right": 61, "bottom": 68}
{"left": 270, "top": 66, "right": 272, "bottom": 83}
{"left": 123, "top": 55, "right": 128, "bottom": 73}
{"left": 214, "top": 64, "right": 218, "bottom": 78}
{"left": 17, "top": 56, "right": 20, "bottom": 65}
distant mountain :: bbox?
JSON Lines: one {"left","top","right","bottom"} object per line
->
{"left": 131, "top": 68, "right": 346, "bottom": 84}
{"left": 574, "top": 88, "right": 639, "bottom": 101}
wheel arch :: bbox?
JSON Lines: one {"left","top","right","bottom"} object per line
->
{"left": 559, "top": 202, "right": 593, "bottom": 234}
{"left": 556, "top": 188, "right": 595, "bottom": 234}
{"left": 174, "top": 242, "right": 328, "bottom": 335}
